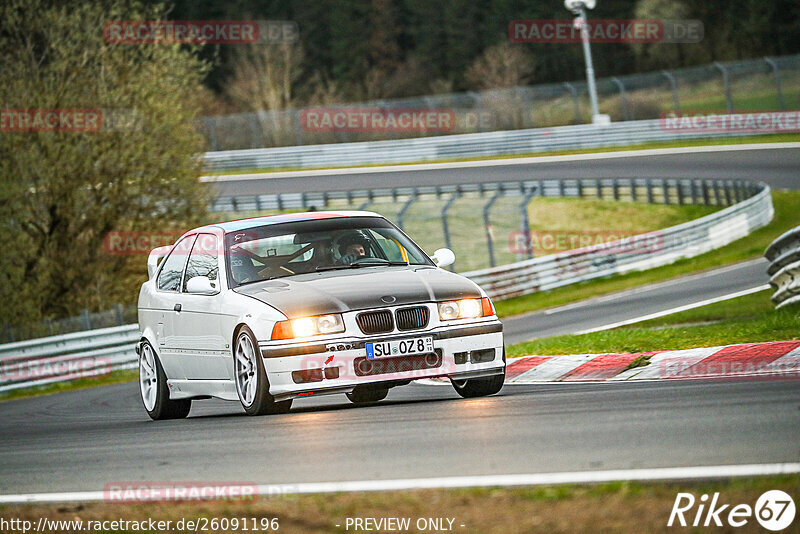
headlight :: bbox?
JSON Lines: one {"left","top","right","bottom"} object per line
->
{"left": 437, "top": 298, "right": 494, "bottom": 320}
{"left": 271, "top": 314, "right": 345, "bottom": 340}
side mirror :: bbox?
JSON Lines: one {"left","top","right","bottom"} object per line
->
{"left": 432, "top": 248, "right": 455, "bottom": 268}
{"left": 186, "top": 276, "right": 218, "bottom": 295}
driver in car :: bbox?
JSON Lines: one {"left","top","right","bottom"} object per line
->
{"left": 337, "top": 231, "right": 372, "bottom": 264}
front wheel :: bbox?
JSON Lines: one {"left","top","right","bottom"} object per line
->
{"left": 139, "top": 341, "right": 191, "bottom": 420}
{"left": 234, "top": 327, "right": 292, "bottom": 416}
{"left": 451, "top": 370, "right": 505, "bottom": 398}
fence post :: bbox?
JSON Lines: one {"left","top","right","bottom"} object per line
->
{"left": 520, "top": 188, "right": 538, "bottom": 260}
{"left": 440, "top": 193, "right": 460, "bottom": 271}
{"left": 563, "top": 82, "right": 582, "bottom": 124}
{"left": 202, "top": 117, "right": 219, "bottom": 152}
{"left": 713, "top": 62, "right": 734, "bottom": 113}
{"left": 114, "top": 303, "right": 124, "bottom": 326}
{"left": 81, "top": 309, "right": 91, "bottom": 331}
{"left": 764, "top": 57, "right": 786, "bottom": 111}
{"left": 661, "top": 70, "right": 680, "bottom": 113}
{"left": 396, "top": 190, "right": 418, "bottom": 230}
{"left": 611, "top": 77, "right": 631, "bottom": 121}
{"left": 483, "top": 190, "right": 503, "bottom": 268}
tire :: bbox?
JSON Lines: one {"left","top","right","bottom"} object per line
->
{"left": 139, "top": 340, "right": 191, "bottom": 420}
{"left": 451, "top": 369, "right": 505, "bottom": 398}
{"left": 234, "top": 326, "right": 292, "bottom": 416}
{"left": 346, "top": 386, "right": 389, "bottom": 404}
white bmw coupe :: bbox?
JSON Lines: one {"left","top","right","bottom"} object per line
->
{"left": 137, "top": 211, "right": 505, "bottom": 420}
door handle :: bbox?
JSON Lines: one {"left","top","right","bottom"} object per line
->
{"left": 174, "top": 303, "right": 182, "bottom": 312}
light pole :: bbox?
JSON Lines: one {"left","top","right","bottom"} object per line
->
{"left": 565, "top": 0, "right": 609, "bottom": 124}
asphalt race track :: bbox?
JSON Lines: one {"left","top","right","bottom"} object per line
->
{"left": 1, "top": 379, "right": 798, "bottom": 494}
{"left": 503, "top": 258, "right": 769, "bottom": 344}
{"left": 1, "top": 145, "right": 798, "bottom": 496}
{"left": 208, "top": 144, "right": 800, "bottom": 196}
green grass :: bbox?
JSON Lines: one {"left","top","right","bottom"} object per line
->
{"left": 495, "top": 190, "right": 800, "bottom": 318}
{"left": 0, "top": 369, "right": 137, "bottom": 403}
{"left": 506, "top": 289, "right": 800, "bottom": 358}
{"left": 204, "top": 132, "right": 800, "bottom": 176}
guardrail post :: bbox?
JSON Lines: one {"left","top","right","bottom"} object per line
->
{"left": 595, "top": 178, "right": 603, "bottom": 199}
{"left": 702, "top": 181, "right": 710, "bottom": 205}
{"left": 519, "top": 188, "right": 538, "bottom": 260}
{"left": 563, "top": 82, "right": 582, "bottom": 124}
{"left": 629, "top": 179, "right": 637, "bottom": 201}
{"left": 611, "top": 77, "right": 631, "bottom": 121}
{"left": 724, "top": 181, "right": 733, "bottom": 206}
{"left": 713, "top": 62, "right": 734, "bottom": 113}
{"left": 662, "top": 179, "right": 670, "bottom": 204}
{"left": 577, "top": 179, "right": 584, "bottom": 198}
{"left": 396, "top": 190, "right": 418, "bottom": 230}
{"left": 483, "top": 190, "right": 503, "bottom": 267}
{"left": 764, "top": 57, "right": 786, "bottom": 110}
{"left": 714, "top": 181, "right": 722, "bottom": 205}
{"left": 646, "top": 179, "right": 654, "bottom": 204}
{"left": 677, "top": 180, "right": 685, "bottom": 205}
{"left": 661, "top": 70, "right": 681, "bottom": 113}
{"left": 441, "top": 193, "right": 461, "bottom": 271}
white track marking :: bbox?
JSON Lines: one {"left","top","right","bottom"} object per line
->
{"left": 610, "top": 346, "right": 721, "bottom": 381}
{"left": 201, "top": 142, "right": 800, "bottom": 182}
{"left": 1, "top": 463, "right": 797, "bottom": 503}
{"left": 507, "top": 354, "right": 598, "bottom": 383}
{"left": 573, "top": 285, "right": 771, "bottom": 335}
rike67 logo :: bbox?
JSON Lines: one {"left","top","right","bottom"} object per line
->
{"left": 668, "top": 490, "right": 796, "bottom": 530}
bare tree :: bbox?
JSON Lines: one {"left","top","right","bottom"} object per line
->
{"left": 465, "top": 42, "right": 536, "bottom": 90}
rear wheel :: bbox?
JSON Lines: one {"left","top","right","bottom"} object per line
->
{"left": 451, "top": 369, "right": 505, "bottom": 398}
{"left": 139, "top": 341, "right": 191, "bottom": 420}
{"left": 234, "top": 327, "right": 292, "bottom": 416}
{"left": 346, "top": 386, "right": 389, "bottom": 404}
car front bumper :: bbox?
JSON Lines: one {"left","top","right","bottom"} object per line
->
{"left": 259, "top": 320, "right": 504, "bottom": 402}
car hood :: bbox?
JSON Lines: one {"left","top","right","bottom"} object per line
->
{"left": 234, "top": 266, "right": 482, "bottom": 318}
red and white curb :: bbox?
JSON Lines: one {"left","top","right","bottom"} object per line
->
{"left": 505, "top": 341, "right": 800, "bottom": 383}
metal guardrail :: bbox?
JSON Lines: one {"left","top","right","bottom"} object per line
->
{"left": 0, "top": 325, "right": 139, "bottom": 393}
{"left": 0, "top": 180, "right": 774, "bottom": 392}
{"left": 203, "top": 112, "right": 798, "bottom": 172}
{"left": 463, "top": 182, "right": 773, "bottom": 299}
{"left": 766, "top": 226, "right": 800, "bottom": 309}
{"left": 200, "top": 54, "right": 800, "bottom": 151}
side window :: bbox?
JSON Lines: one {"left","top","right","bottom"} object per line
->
{"left": 157, "top": 236, "right": 195, "bottom": 292}
{"left": 183, "top": 234, "right": 219, "bottom": 292}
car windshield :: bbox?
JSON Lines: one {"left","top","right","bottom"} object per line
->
{"left": 224, "top": 216, "right": 433, "bottom": 287}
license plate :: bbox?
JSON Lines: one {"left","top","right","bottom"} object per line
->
{"left": 366, "top": 336, "right": 433, "bottom": 360}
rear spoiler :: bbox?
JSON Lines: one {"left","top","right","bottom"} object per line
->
{"left": 147, "top": 245, "right": 173, "bottom": 280}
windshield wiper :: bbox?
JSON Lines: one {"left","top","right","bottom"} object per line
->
{"left": 316, "top": 260, "right": 408, "bottom": 272}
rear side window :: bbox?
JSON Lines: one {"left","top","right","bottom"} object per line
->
{"left": 157, "top": 235, "right": 195, "bottom": 291}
